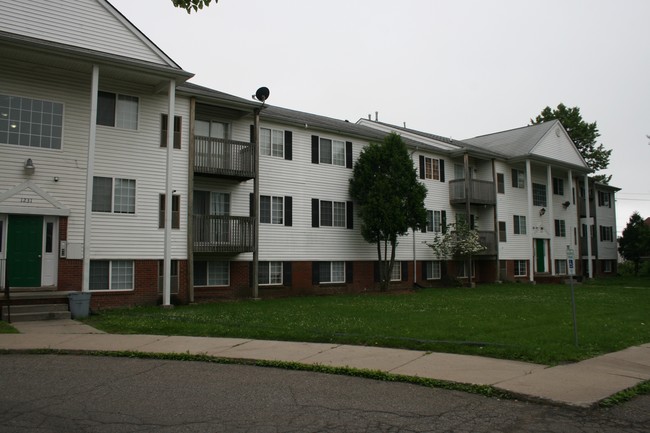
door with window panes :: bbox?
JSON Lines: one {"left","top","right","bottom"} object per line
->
{"left": 195, "top": 120, "right": 230, "bottom": 171}
{"left": 194, "top": 191, "right": 230, "bottom": 246}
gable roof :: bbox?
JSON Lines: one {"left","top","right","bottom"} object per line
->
{"left": 0, "top": 0, "right": 190, "bottom": 80}
{"left": 463, "top": 120, "right": 590, "bottom": 171}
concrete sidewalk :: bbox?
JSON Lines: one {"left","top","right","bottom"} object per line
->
{"left": 2, "top": 320, "right": 649, "bottom": 407}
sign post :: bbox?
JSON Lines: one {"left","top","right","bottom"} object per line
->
{"left": 567, "top": 246, "right": 579, "bottom": 348}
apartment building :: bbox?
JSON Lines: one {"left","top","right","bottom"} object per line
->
{"left": 0, "top": 0, "right": 618, "bottom": 311}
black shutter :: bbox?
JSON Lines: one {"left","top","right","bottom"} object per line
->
{"left": 312, "top": 262, "right": 319, "bottom": 285}
{"left": 439, "top": 159, "right": 445, "bottom": 182}
{"left": 422, "top": 210, "right": 427, "bottom": 233}
{"left": 283, "top": 262, "right": 292, "bottom": 286}
{"left": 419, "top": 155, "right": 425, "bottom": 179}
{"left": 249, "top": 261, "right": 254, "bottom": 288}
{"left": 511, "top": 168, "right": 517, "bottom": 187}
{"left": 345, "top": 141, "right": 353, "bottom": 168}
{"left": 346, "top": 261, "right": 353, "bottom": 283}
{"left": 284, "top": 131, "right": 293, "bottom": 161}
{"left": 401, "top": 261, "right": 408, "bottom": 281}
{"left": 250, "top": 124, "right": 255, "bottom": 143}
{"left": 470, "top": 214, "right": 475, "bottom": 230}
{"left": 441, "top": 210, "right": 447, "bottom": 234}
{"left": 346, "top": 201, "right": 354, "bottom": 229}
{"left": 249, "top": 193, "right": 255, "bottom": 217}
{"left": 312, "top": 199, "right": 320, "bottom": 227}
{"left": 311, "top": 135, "right": 319, "bottom": 164}
{"left": 284, "top": 196, "right": 292, "bottom": 226}
{"left": 374, "top": 262, "right": 380, "bottom": 282}
{"left": 422, "top": 261, "right": 428, "bottom": 281}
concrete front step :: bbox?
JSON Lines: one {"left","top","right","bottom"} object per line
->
{"left": 2, "top": 304, "right": 71, "bottom": 322}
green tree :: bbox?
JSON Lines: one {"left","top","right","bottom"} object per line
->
{"left": 172, "top": 0, "right": 215, "bottom": 13}
{"left": 618, "top": 212, "right": 650, "bottom": 276}
{"left": 425, "top": 220, "right": 486, "bottom": 287}
{"left": 531, "top": 103, "right": 612, "bottom": 183}
{"left": 349, "top": 133, "right": 427, "bottom": 290}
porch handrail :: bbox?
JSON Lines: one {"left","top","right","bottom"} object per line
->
{"left": 194, "top": 136, "right": 255, "bottom": 178}
{"left": 193, "top": 215, "right": 255, "bottom": 253}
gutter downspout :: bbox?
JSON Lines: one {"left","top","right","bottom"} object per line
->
{"left": 82, "top": 65, "right": 99, "bottom": 292}
{"left": 163, "top": 79, "right": 175, "bottom": 307}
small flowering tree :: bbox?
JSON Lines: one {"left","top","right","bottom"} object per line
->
{"left": 425, "top": 220, "right": 486, "bottom": 287}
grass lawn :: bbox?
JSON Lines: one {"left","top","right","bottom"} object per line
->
{"left": 83, "top": 277, "right": 650, "bottom": 365}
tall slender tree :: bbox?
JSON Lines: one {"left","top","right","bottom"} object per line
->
{"left": 172, "top": 0, "right": 215, "bottom": 13}
{"left": 349, "top": 133, "right": 427, "bottom": 290}
{"left": 531, "top": 103, "right": 612, "bottom": 183}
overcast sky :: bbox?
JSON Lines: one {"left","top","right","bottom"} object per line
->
{"left": 110, "top": 0, "right": 650, "bottom": 235}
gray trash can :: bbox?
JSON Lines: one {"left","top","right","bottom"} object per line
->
{"left": 68, "top": 292, "right": 92, "bottom": 319}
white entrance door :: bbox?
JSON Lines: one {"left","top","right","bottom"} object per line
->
{"left": 41, "top": 216, "right": 58, "bottom": 286}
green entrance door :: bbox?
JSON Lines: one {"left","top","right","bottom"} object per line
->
{"left": 7, "top": 215, "right": 43, "bottom": 287}
{"left": 535, "top": 239, "right": 546, "bottom": 273}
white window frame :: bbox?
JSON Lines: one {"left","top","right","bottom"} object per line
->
{"left": 259, "top": 261, "right": 283, "bottom": 286}
{"left": 603, "top": 260, "right": 613, "bottom": 273}
{"left": 513, "top": 215, "right": 526, "bottom": 235}
{"left": 320, "top": 200, "right": 346, "bottom": 228}
{"left": 89, "top": 260, "right": 134, "bottom": 291}
{"left": 194, "top": 260, "right": 230, "bottom": 287}
{"left": 97, "top": 91, "right": 139, "bottom": 130}
{"left": 553, "top": 177, "right": 564, "bottom": 195}
{"left": 456, "top": 261, "right": 475, "bottom": 278}
{"left": 319, "top": 137, "right": 345, "bottom": 166}
{"left": 423, "top": 157, "right": 440, "bottom": 180}
{"left": 390, "top": 263, "right": 402, "bottom": 281}
{"left": 532, "top": 183, "right": 547, "bottom": 207}
{"left": 320, "top": 261, "right": 345, "bottom": 283}
{"left": 512, "top": 169, "right": 525, "bottom": 188}
{"left": 260, "top": 127, "right": 284, "bottom": 158}
{"left": 425, "top": 261, "right": 441, "bottom": 280}
{"left": 0, "top": 94, "right": 64, "bottom": 149}
{"left": 260, "top": 195, "right": 284, "bottom": 225}
{"left": 555, "top": 259, "right": 567, "bottom": 275}
{"left": 514, "top": 260, "right": 527, "bottom": 277}
{"left": 555, "top": 219, "right": 566, "bottom": 237}
{"left": 92, "top": 177, "right": 136, "bottom": 214}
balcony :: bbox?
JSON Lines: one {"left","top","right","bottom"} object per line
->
{"left": 449, "top": 179, "right": 496, "bottom": 206}
{"left": 193, "top": 215, "right": 255, "bottom": 253}
{"left": 194, "top": 136, "right": 255, "bottom": 180}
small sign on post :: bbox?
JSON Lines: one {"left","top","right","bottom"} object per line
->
{"left": 567, "top": 246, "right": 578, "bottom": 347}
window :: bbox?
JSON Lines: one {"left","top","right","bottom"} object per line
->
{"left": 319, "top": 261, "right": 345, "bottom": 283}
{"left": 513, "top": 215, "right": 526, "bottom": 235}
{"left": 423, "top": 157, "right": 440, "bottom": 180}
{"left": 456, "top": 261, "right": 475, "bottom": 278}
{"left": 318, "top": 201, "right": 346, "bottom": 228}
{"left": 97, "top": 91, "right": 138, "bottom": 130}
{"left": 259, "top": 261, "right": 283, "bottom": 285}
{"left": 92, "top": 177, "right": 135, "bottom": 214}
{"left": 511, "top": 169, "right": 525, "bottom": 188}
{"left": 196, "top": 120, "right": 229, "bottom": 139}
{"left": 603, "top": 260, "right": 613, "bottom": 273}
{"left": 532, "top": 183, "right": 547, "bottom": 207}
{"left": 260, "top": 195, "right": 283, "bottom": 224}
{"left": 553, "top": 177, "right": 564, "bottom": 195}
{"left": 194, "top": 261, "right": 229, "bottom": 286}
{"left": 555, "top": 260, "right": 567, "bottom": 275}
{"left": 598, "top": 191, "right": 611, "bottom": 208}
{"left": 159, "top": 194, "right": 180, "bottom": 229}
{"left": 425, "top": 261, "right": 441, "bottom": 280}
{"left": 0, "top": 94, "right": 63, "bottom": 149}
{"left": 497, "top": 173, "right": 505, "bottom": 194}
{"left": 498, "top": 221, "right": 507, "bottom": 242}
{"left": 89, "top": 260, "right": 134, "bottom": 291}
{"left": 161, "top": 114, "right": 181, "bottom": 149}
{"left": 158, "top": 260, "right": 179, "bottom": 294}
{"left": 600, "top": 225, "right": 614, "bottom": 242}
{"left": 390, "top": 263, "right": 402, "bottom": 281}
{"left": 320, "top": 138, "right": 345, "bottom": 166}
{"left": 260, "top": 128, "right": 284, "bottom": 157}
{"left": 426, "top": 210, "right": 443, "bottom": 233}
{"left": 514, "top": 260, "right": 527, "bottom": 277}
{"left": 45, "top": 222, "right": 54, "bottom": 253}
{"left": 554, "top": 219, "right": 566, "bottom": 237}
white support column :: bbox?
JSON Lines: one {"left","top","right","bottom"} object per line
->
{"left": 547, "top": 164, "right": 554, "bottom": 275}
{"left": 82, "top": 65, "right": 99, "bottom": 292}
{"left": 252, "top": 108, "right": 260, "bottom": 299}
{"left": 163, "top": 79, "right": 175, "bottom": 307}
{"left": 584, "top": 174, "right": 593, "bottom": 279}
{"left": 525, "top": 159, "right": 534, "bottom": 282}
{"left": 567, "top": 169, "right": 574, "bottom": 249}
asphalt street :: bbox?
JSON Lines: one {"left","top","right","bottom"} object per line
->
{"left": 0, "top": 354, "right": 648, "bottom": 433}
